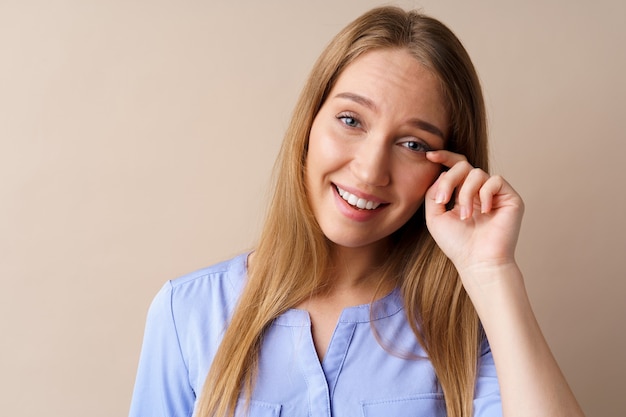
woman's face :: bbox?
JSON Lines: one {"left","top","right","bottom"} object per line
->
{"left": 305, "top": 48, "right": 448, "bottom": 251}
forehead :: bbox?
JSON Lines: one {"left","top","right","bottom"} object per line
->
{"left": 328, "top": 48, "right": 448, "bottom": 134}
{"left": 333, "top": 48, "right": 440, "bottom": 96}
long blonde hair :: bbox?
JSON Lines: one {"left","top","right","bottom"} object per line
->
{"left": 196, "top": 6, "right": 488, "bottom": 417}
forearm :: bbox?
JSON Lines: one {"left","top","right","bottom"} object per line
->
{"left": 462, "top": 264, "right": 585, "bottom": 417}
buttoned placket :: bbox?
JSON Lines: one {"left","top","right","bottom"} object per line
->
{"left": 282, "top": 311, "right": 356, "bottom": 417}
{"left": 267, "top": 289, "right": 404, "bottom": 417}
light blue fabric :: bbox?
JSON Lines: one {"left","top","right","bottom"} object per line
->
{"left": 129, "top": 253, "right": 502, "bottom": 417}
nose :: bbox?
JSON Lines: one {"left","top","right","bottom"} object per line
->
{"left": 351, "top": 137, "right": 391, "bottom": 187}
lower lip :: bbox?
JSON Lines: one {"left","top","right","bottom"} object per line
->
{"left": 333, "top": 186, "right": 386, "bottom": 222}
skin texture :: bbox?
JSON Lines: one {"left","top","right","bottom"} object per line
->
{"left": 305, "top": 48, "right": 445, "bottom": 263}
{"left": 303, "top": 48, "right": 452, "bottom": 358}
{"left": 301, "top": 48, "right": 585, "bottom": 417}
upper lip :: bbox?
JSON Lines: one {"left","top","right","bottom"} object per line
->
{"left": 333, "top": 183, "right": 388, "bottom": 204}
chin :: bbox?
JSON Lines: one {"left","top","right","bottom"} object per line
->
{"left": 323, "top": 231, "right": 391, "bottom": 251}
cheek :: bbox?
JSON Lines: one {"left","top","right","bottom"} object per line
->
{"left": 306, "top": 120, "right": 325, "bottom": 165}
{"left": 401, "top": 164, "right": 441, "bottom": 201}
{"left": 304, "top": 139, "right": 320, "bottom": 189}
{"left": 304, "top": 127, "right": 332, "bottom": 192}
{"left": 307, "top": 122, "right": 347, "bottom": 173}
{"left": 400, "top": 171, "right": 437, "bottom": 225}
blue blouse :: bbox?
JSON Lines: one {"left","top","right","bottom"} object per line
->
{"left": 129, "top": 253, "right": 502, "bottom": 416}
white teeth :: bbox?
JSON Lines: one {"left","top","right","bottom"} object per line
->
{"left": 336, "top": 186, "right": 381, "bottom": 210}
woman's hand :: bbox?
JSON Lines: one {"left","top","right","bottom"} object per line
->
{"left": 424, "top": 150, "right": 525, "bottom": 281}
{"left": 424, "top": 151, "right": 586, "bottom": 417}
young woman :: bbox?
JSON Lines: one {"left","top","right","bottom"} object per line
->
{"left": 129, "top": 6, "right": 584, "bottom": 417}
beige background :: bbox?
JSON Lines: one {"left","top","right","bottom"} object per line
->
{"left": 1, "top": 0, "right": 624, "bottom": 416}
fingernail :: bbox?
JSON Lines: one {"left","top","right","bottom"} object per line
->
{"left": 460, "top": 206, "right": 469, "bottom": 220}
{"left": 435, "top": 192, "right": 445, "bottom": 204}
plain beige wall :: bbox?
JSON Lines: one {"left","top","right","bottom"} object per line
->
{"left": 1, "top": 1, "right": 624, "bottom": 416}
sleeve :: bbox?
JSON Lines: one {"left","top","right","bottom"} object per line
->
{"left": 129, "top": 282, "right": 196, "bottom": 417}
{"left": 473, "top": 338, "right": 503, "bottom": 417}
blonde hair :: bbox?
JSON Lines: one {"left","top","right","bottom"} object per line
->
{"left": 195, "top": 6, "right": 488, "bottom": 417}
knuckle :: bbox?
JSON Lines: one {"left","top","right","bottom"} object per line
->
{"left": 468, "top": 167, "right": 485, "bottom": 179}
{"left": 459, "top": 160, "right": 473, "bottom": 170}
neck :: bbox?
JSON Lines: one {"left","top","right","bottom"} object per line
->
{"left": 323, "top": 239, "right": 396, "bottom": 301}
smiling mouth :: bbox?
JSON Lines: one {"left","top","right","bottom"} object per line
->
{"left": 335, "top": 185, "right": 383, "bottom": 210}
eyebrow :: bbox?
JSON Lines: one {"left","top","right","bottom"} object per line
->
{"left": 335, "top": 92, "right": 377, "bottom": 111}
{"left": 333, "top": 92, "right": 446, "bottom": 140}
{"left": 408, "top": 119, "right": 446, "bottom": 141}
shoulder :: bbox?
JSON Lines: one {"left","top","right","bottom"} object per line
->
{"left": 130, "top": 254, "right": 250, "bottom": 414}
{"left": 151, "top": 252, "right": 249, "bottom": 326}
{"left": 170, "top": 252, "right": 249, "bottom": 290}
{"left": 165, "top": 252, "right": 248, "bottom": 298}
{"left": 147, "top": 253, "right": 250, "bottom": 381}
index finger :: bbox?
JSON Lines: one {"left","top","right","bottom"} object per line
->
{"left": 425, "top": 150, "right": 468, "bottom": 169}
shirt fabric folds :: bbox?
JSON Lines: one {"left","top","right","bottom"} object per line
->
{"left": 129, "top": 253, "right": 502, "bottom": 417}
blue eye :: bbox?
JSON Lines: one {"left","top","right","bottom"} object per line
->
{"left": 338, "top": 114, "right": 360, "bottom": 128}
{"left": 402, "top": 140, "right": 431, "bottom": 153}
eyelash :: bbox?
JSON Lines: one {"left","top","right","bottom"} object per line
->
{"left": 401, "top": 140, "right": 432, "bottom": 153}
{"left": 337, "top": 112, "right": 361, "bottom": 128}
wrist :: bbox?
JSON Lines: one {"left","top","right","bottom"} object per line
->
{"left": 456, "top": 261, "right": 525, "bottom": 310}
